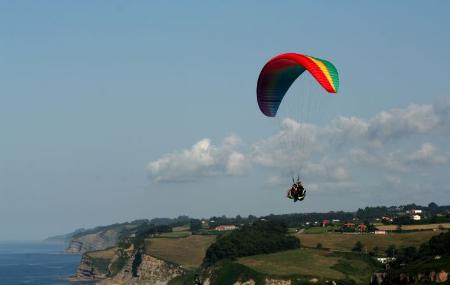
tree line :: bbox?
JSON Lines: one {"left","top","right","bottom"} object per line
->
{"left": 203, "top": 220, "right": 300, "bottom": 264}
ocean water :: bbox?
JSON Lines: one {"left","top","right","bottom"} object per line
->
{"left": 0, "top": 241, "right": 90, "bottom": 285}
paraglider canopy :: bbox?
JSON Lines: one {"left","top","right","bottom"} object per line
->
{"left": 257, "top": 53, "right": 339, "bottom": 117}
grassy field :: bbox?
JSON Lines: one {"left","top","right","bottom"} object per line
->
{"left": 156, "top": 231, "right": 192, "bottom": 238}
{"left": 238, "top": 248, "right": 377, "bottom": 283}
{"left": 144, "top": 235, "right": 216, "bottom": 269}
{"left": 86, "top": 246, "right": 117, "bottom": 259}
{"left": 172, "top": 225, "right": 190, "bottom": 232}
{"left": 85, "top": 247, "right": 117, "bottom": 274}
{"left": 303, "top": 226, "right": 336, "bottom": 234}
{"left": 330, "top": 252, "right": 380, "bottom": 284}
{"left": 195, "top": 229, "right": 221, "bottom": 235}
{"left": 376, "top": 223, "right": 450, "bottom": 231}
{"left": 288, "top": 228, "right": 299, "bottom": 234}
{"left": 239, "top": 249, "right": 344, "bottom": 279}
{"left": 297, "top": 230, "right": 442, "bottom": 253}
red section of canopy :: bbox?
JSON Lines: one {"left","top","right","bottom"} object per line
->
{"left": 265, "top": 53, "right": 335, "bottom": 93}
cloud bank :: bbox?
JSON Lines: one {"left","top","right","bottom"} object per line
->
{"left": 148, "top": 97, "right": 450, "bottom": 191}
{"left": 148, "top": 135, "right": 250, "bottom": 182}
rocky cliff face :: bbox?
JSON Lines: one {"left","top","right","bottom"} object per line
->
{"left": 138, "top": 255, "right": 185, "bottom": 283}
{"left": 96, "top": 254, "right": 186, "bottom": 285}
{"left": 66, "top": 229, "right": 121, "bottom": 254}
{"left": 64, "top": 220, "right": 149, "bottom": 254}
{"left": 68, "top": 254, "right": 105, "bottom": 282}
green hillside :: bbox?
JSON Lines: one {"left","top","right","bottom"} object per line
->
{"left": 145, "top": 235, "right": 216, "bottom": 269}
{"left": 239, "top": 249, "right": 379, "bottom": 284}
{"left": 239, "top": 249, "right": 345, "bottom": 279}
{"left": 297, "top": 231, "right": 441, "bottom": 253}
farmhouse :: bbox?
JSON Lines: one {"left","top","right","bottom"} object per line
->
{"left": 215, "top": 225, "right": 237, "bottom": 231}
{"left": 412, "top": 214, "right": 422, "bottom": 221}
{"left": 357, "top": 224, "right": 367, "bottom": 232}
{"left": 343, "top": 223, "right": 355, "bottom": 229}
{"left": 382, "top": 216, "right": 394, "bottom": 223}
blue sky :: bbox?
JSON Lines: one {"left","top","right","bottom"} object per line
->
{"left": 1, "top": 1, "right": 450, "bottom": 240}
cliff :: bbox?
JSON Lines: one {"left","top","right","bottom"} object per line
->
{"left": 70, "top": 246, "right": 186, "bottom": 285}
{"left": 44, "top": 228, "right": 85, "bottom": 245}
{"left": 98, "top": 254, "right": 186, "bottom": 285}
{"left": 65, "top": 220, "right": 149, "bottom": 254}
{"left": 66, "top": 230, "right": 121, "bottom": 254}
{"left": 67, "top": 254, "right": 106, "bottom": 282}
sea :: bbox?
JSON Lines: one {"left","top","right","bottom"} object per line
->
{"left": 0, "top": 241, "right": 91, "bottom": 285}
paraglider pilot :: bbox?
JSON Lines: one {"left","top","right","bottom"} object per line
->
{"left": 287, "top": 177, "right": 306, "bottom": 202}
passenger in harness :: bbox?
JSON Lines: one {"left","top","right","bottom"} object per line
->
{"left": 287, "top": 177, "right": 306, "bottom": 202}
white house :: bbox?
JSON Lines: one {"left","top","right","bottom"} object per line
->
{"left": 377, "top": 257, "right": 396, "bottom": 264}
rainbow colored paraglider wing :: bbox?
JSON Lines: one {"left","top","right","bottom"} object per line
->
{"left": 256, "top": 53, "right": 339, "bottom": 117}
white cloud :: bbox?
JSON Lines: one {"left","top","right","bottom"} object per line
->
{"left": 251, "top": 100, "right": 446, "bottom": 169}
{"left": 249, "top": 97, "right": 450, "bottom": 190}
{"left": 405, "top": 143, "right": 448, "bottom": 165}
{"left": 226, "top": 152, "right": 250, "bottom": 175}
{"left": 331, "top": 116, "right": 369, "bottom": 140}
{"left": 148, "top": 136, "right": 249, "bottom": 182}
{"left": 331, "top": 166, "right": 351, "bottom": 182}
{"left": 301, "top": 160, "right": 351, "bottom": 183}
{"left": 328, "top": 103, "right": 442, "bottom": 146}
{"left": 368, "top": 104, "right": 439, "bottom": 141}
{"left": 251, "top": 118, "right": 322, "bottom": 169}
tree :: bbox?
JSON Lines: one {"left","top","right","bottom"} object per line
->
{"left": 373, "top": 246, "right": 380, "bottom": 256}
{"left": 190, "top": 219, "right": 202, "bottom": 232}
{"left": 131, "top": 249, "right": 143, "bottom": 277}
{"left": 428, "top": 230, "right": 450, "bottom": 255}
{"left": 247, "top": 215, "right": 258, "bottom": 222}
{"left": 364, "top": 220, "right": 376, "bottom": 232}
{"left": 386, "top": 245, "right": 396, "bottom": 257}
{"left": 428, "top": 202, "right": 439, "bottom": 209}
{"left": 400, "top": 246, "right": 417, "bottom": 263}
{"left": 204, "top": 220, "right": 300, "bottom": 264}
{"left": 352, "top": 241, "right": 364, "bottom": 252}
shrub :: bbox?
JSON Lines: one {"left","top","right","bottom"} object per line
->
{"left": 352, "top": 241, "right": 363, "bottom": 252}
